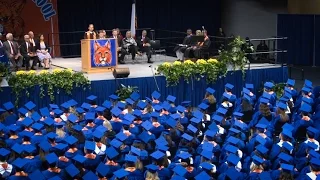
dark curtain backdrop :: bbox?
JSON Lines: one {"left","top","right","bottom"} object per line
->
{"left": 277, "top": 14, "right": 314, "bottom": 66}
{"left": 57, "top": 0, "right": 222, "bottom": 57}
{"left": 0, "top": 67, "right": 287, "bottom": 109}
{"left": 315, "top": 16, "right": 320, "bottom": 66}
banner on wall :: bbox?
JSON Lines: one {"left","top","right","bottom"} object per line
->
{"left": 90, "top": 39, "right": 117, "bottom": 68}
{"left": 0, "top": 0, "right": 60, "bottom": 56}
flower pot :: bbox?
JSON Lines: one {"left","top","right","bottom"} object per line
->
{"left": 0, "top": 76, "right": 8, "bottom": 87}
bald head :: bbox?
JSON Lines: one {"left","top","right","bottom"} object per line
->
{"left": 6, "top": 33, "right": 13, "bottom": 41}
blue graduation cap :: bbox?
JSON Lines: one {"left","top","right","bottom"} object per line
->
{"left": 243, "top": 94, "right": 252, "bottom": 103}
{"left": 172, "top": 175, "right": 185, "bottom": 180}
{"left": 300, "top": 103, "right": 312, "bottom": 113}
{"left": 125, "top": 154, "right": 138, "bottom": 163}
{"left": 65, "top": 164, "right": 80, "bottom": 178}
{"left": 87, "top": 95, "right": 97, "bottom": 101}
{"left": 138, "top": 131, "right": 153, "bottom": 143}
{"left": 205, "top": 130, "right": 216, "bottom": 138}
{"left": 83, "top": 171, "right": 98, "bottom": 180}
{"left": 12, "top": 158, "right": 27, "bottom": 169}
{"left": 252, "top": 155, "right": 264, "bottom": 165}
{"left": 106, "top": 146, "right": 119, "bottom": 159}
{"left": 75, "top": 107, "right": 85, "bottom": 114}
{"left": 110, "top": 139, "right": 123, "bottom": 149}
{"left": 277, "top": 102, "right": 287, "bottom": 110}
{"left": 200, "top": 150, "right": 213, "bottom": 160}
{"left": 49, "top": 104, "right": 59, "bottom": 109}
{"left": 226, "top": 154, "right": 240, "bottom": 166}
{"left": 124, "top": 113, "right": 135, "bottom": 122}
{"left": 96, "top": 163, "right": 110, "bottom": 177}
{"left": 133, "top": 109, "right": 142, "bottom": 117}
{"left": 95, "top": 106, "right": 106, "bottom": 113}
{"left": 39, "top": 107, "right": 50, "bottom": 117}
{"left": 67, "top": 113, "right": 78, "bottom": 123}
{"left": 80, "top": 103, "right": 91, "bottom": 110}
{"left": 202, "top": 142, "right": 214, "bottom": 152}
{"left": 3, "top": 101, "right": 14, "bottom": 110}
{"left": 225, "top": 144, "right": 238, "bottom": 154}
{"left": 54, "top": 143, "right": 68, "bottom": 152}
{"left": 302, "top": 97, "right": 313, "bottom": 105}
{"left": 262, "top": 92, "right": 271, "bottom": 100}
{"left": 256, "top": 123, "right": 267, "bottom": 130}
{"left": 111, "top": 107, "right": 122, "bottom": 117}
{"left": 116, "top": 132, "right": 128, "bottom": 142}
{"left": 161, "top": 102, "right": 171, "bottom": 111}
{"left": 227, "top": 136, "right": 240, "bottom": 145}
{"left": 72, "top": 124, "right": 82, "bottom": 132}
{"left": 60, "top": 102, "right": 71, "bottom": 110}
{"left": 113, "top": 168, "right": 129, "bottom": 179}
{"left": 187, "top": 124, "right": 198, "bottom": 134}
{"left": 96, "top": 125, "right": 107, "bottom": 133}
{"left": 264, "top": 82, "right": 274, "bottom": 89}
{"left": 199, "top": 162, "right": 214, "bottom": 171}
{"left": 166, "top": 95, "right": 176, "bottom": 103}
{"left": 145, "top": 164, "right": 158, "bottom": 173}
{"left": 116, "top": 102, "right": 126, "bottom": 110}
{"left": 233, "top": 112, "right": 244, "bottom": 119}
{"left": 151, "top": 91, "right": 161, "bottom": 99}
{"left": 181, "top": 101, "right": 191, "bottom": 107}
{"left": 67, "top": 99, "right": 78, "bottom": 107}
{"left": 141, "top": 120, "right": 153, "bottom": 131}
{"left": 278, "top": 152, "right": 293, "bottom": 164}
{"left": 18, "top": 107, "right": 28, "bottom": 115}
{"left": 109, "top": 94, "right": 119, "bottom": 101}
{"left": 46, "top": 152, "right": 58, "bottom": 164}
{"left": 225, "top": 83, "right": 234, "bottom": 91}
{"left": 30, "top": 112, "right": 41, "bottom": 121}
{"left": 286, "top": 79, "right": 295, "bottom": 87}
{"left": 85, "top": 112, "right": 95, "bottom": 120}
{"left": 212, "top": 115, "right": 223, "bottom": 123}
{"left": 307, "top": 142, "right": 318, "bottom": 150}
{"left": 305, "top": 79, "right": 313, "bottom": 88}
{"left": 24, "top": 101, "right": 36, "bottom": 110}
{"left": 173, "top": 164, "right": 187, "bottom": 177}
{"left": 177, "top": 152, "right": 192, "bottom": 160}
{"left": 64, "top": 135, "right": 78, "bottom": 145}
{"left": 245, "top": 83, "right": 254, "bottom": 90}
{"left": 229, "top": 128, "right": 240, "bottom": 134}
{"left": 8, "top": 124, "right": 19, "bottom": 132}
{"left": 242, "top": 88, "right": 250, "bottom": 95}
{"left": 102, "top": 100, "right": 112, "bottom": 109}
{"left": 309, "top": 150, "right": 320, "bottom": 159}
{"left": 125, "top": 98, "right": 134, "bottom": 105}
{"left": 0, "top": 148, "right": 11, "bottom": 157}
{"left": 217, "top": 108, "right": 228, "bottom": 115}
{"left": 39, "top": 141, "right": 51, "bottom": 152}
{"left": 182, "top": 133, "right": 193, "bottom": 141}
{"left": 92, "top": 130, "right": 104, "bottom": 139}
{"left": 281, "top": 163, "right": 294, "bottom": 172}
{"left": 176, "top": 105, "right": 186, "bottom": 113}
{"left": 153, "top": 105, "right": 163, "bottom": 112}
{"left": 46, "top": 132, "right": 57, "bottom": 140}
{"left": 32, "top": 123, "right": 44, "bottom": 131}
{"left": 198, "top": 103, "right": 209, "bottom": 110}
{"left": 256, "top": 144, "right": 268, "bottom": 154}
{"left": 170, "top": 113, "right": 180, "bottom": 120}
{"left": 282, "top": 142, "right": 294, "bottom": 152}
{"left": 255, "top": 135, "right": 266, "bottom": 145}
{"left": 151, "top": 112, "right": 160, "bottom": 118}
{"left": 307, "top": 126, "right": 319, "bottom": 136}
{"left": 155, "top": 136, "right": 168, "bottom": 146}
{"left": 222, "top": 92, "right": 231, "bottom": 100}
{"left": 282, "top": 123, "right": 294, "bottom": 132}
{"left": 85, "top": 141, "right": 96, "bottom": 151}
{"left": 310, "top": 158, "right": 320, "bottom": 168}
{"left": 166, "top": 118, "right": 177, "bottom": 128}
{"left": 150, "top": 150, "right": 165, "bottom": 160}
{"left": 192, "top": 110, "right": 203, "bottom": 119}
{"left": 260, "top": 98, "right": 269, "bottom": 105}
{"left": 22, "top": 117, "right": 33, "bottom": 127}
{"left": 53, "top": 108, "right": 63, "bottom": 116}
{"left": 195, "top": 171, "right": 210, "bottom": 180}
{"left": 136, "top": 101, "right": 147, "bottom": 110}
{"left": 130, "top": 92, "right": 140, "bottom": 101}
{"left": 29, "top": 170, "right": 46, "bottom": 180}
{"left": 48, "top": 176, "right": 62, "bottom": 180}
{"left": 302, "top": 87, "right": 311, "bottom": 94}
{"left": 145, "top": 97, "right": 152, "bottom": 103}
{"left": 206, "top": 87, "right": 215, "bottom": 94}
{"left": 20, "top": 131, "right": 34, "bottom": 140}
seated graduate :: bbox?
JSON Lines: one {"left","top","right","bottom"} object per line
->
{"left": 299, "top": 158, "right": 320, "bottom": 180}
{"left": 137, "top": 30, "right": 153, "bottom": 63}
{"left": 42, "top": 153, "right": 65, "bottom": 179}
{"left": 3, "top": 102, "right": 18, "bottom": 126}
{"left": 293, "top": 104, "right": 314, "bottom": 142}
{"left": 203, "top": 87, "right": 217, "bottom": 116}
{"left": 120, "top": 31, "right": 138, "bottom": 63}
{"left": 184, "top": 30, "right": 211, "bottom": 59}
{"left": 174, "top": 29, "right": 193, "bottom": 61}
{"left": 8, "top": 158, "right": 29, "bottom": 180}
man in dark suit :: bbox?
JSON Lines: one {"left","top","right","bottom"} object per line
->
{"left": 20, "top": 35, "right": 39, "bottom": 70}
{"left": 112, "top": 29, "right": 125, "bottom": 64}
{"left": 2, "top": 33, "right": 23, "bottom": 71}
{"left": 120, "top": 31, "right": 138, "bottom": 64}
{"left": 137, "top": 30, "right": 152, "bottom": 63}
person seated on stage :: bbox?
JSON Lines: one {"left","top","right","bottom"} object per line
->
{"left": 84, "top": 24, "right": 96, "bottom": 39}
{"left": 27, "top": 31, "right": 40, "bottom": 68}
{"left": 36, "top": 34, "right": 52, "bottom": 69}
{"left": 0, "top": 33, "right": 6, "bottom": 62}
{"left": 2, "top": 33, "right": 23, "bottom": 71}
{"left": 137, "top": 30, "right": 153, "bottom": 63}
{"left": 20, "top": 35, "right": 39, "bottom": 70}
{"left": 184, "top": 30, "right": 211, "bottom": 59}
{"left": 116, "top": 28, "right": 123, "bottom": 41}
{"left": 102, "top": 29, "right": 107, "bottom": 38}
{"left": 256, "top": 40, "right": 269, "bottom": 61}
{"left": 174, "top": 29, "right": 193, "bottom": 61}
{"left": 98, "top": 30, "right": 106, "bottom": 39}
{"left": 120, "top": 31, "right": 138, "bottom": 64}
{"left": 112, "top": 29, "right": 124, "bottom": 64}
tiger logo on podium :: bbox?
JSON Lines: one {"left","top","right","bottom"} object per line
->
{"left": 94, "top": 40, "right": 112, "bottom": 66}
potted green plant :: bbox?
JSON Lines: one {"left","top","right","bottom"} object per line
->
{"left": 0, "top": 62, "right": 9, "bottom": 87}
{"left": 116, "top": 84, "right": 138, "bottom": 101}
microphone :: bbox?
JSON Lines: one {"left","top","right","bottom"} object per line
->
{"left": 149, "top": 65, "right": 160, "bottom": 92}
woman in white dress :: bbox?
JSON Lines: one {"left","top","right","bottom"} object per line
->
{"left": 36, "top": 34, "right": 51, "bottom": 69}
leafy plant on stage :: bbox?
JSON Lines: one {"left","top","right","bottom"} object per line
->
{"left": 116, "top": 84, "right": 138, "bottom": 101}
{"left": 157, "top": 61, "right": 184, "bottom": 86}
{"left": 205, "top": 59, "right": 221, "bottom": 83}
{"left": 218, "top": 36, "right": 248, "bottom": 78}
{"left": 182, "top": 60, "right": 197, "bottom": 83}
{"left": 8, "top": 69, "right": 90, "bottom": 105}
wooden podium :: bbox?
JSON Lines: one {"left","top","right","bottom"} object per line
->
{"left": 81, "top": 39, "right": 117, "bottom": 73}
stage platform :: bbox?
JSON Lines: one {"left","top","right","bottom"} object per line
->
{"left": 50, "top": 55, "right": 283, "bottom": 81}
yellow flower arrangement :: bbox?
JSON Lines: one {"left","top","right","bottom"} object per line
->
{"left": 16, "top": 71, "right": 26, "bottom": 75}
{"left": 28, "top": 70, "right": 37, "bottom": 75}
{"left": 207, "top": 59, "right": 218, "bottom": 63}
{"left": 196, "top": 59, "right": 207, "bottom": 64}
{"left": 67, "top": 68, "right": 73, "bottom": 72}
{"left": 184, "top": 60, "right": 194, "bottom": 64}
{"left": 39, "top": 70, "right": 49, "bottom": 74}
{"left": 53, "top": 69, "right": 62, "bottom": 73}
{"left": 162, "top": 62, "right": 171, "bottom": 67}
{"left": 173, "top": 61, "right": 182, "bottom": 65}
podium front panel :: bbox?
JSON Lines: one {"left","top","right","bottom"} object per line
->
{"left": 90, "top": 39, "right": 117, "bottom": 68}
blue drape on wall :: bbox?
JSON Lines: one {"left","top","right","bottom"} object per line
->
{"left": 0, "top": 67, "right": 287, "bottom": 109}
{"left": 277, "top": 14, "right": 314, "bottom": 65}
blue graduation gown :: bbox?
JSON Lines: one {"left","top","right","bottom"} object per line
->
{"left": 217, "top": 167, "right": 245, "bottom": 180}
{"left": 65, "top": 150, "right": 83, "bottom": 159}
{"left": 158, "top": 167, "right": 172, "bottom": 180}
{"left": 126, "top": 169, "right": 144, "bottom": 180}
{"left": 141, "top": 113, "right": 150, "bottom": 121}
{"left": 184, "top": 167, "right": 200, "bottom": 179}
{"left": 41, "top": 170, "right": 64, "bottom": 179}
{"left": 295, "top": 157, "right": 308, "bottom": 171}
{"left": 150, "top": 125, "right": 165, "bottom": 138}
{"left": 7, "top": 176, "right": 29, "bottom": 180}
{"left": 23, "top": 157, "right": 42, "bottom": 173}
{"left": 4, "top": 114, "right": 18, "bottom": 126}
{"left": 106, "top": 164, "right": 121, "bottom": 177}
{"left": 84, "top": 156, "right": 101, "bottom": 170}
{"left": 31, "top": 135, "right": 45, "bottom": 145}
{"left": 111, "top": 121, "right": 123, "bottom": 133}
{"left": 57, "top": 158, "right": 72, "bottom": 169}
{"left": 5, "top": 138, "right": 22, "bottom": 148}
{"left": 293, "top": 118, "right": 314, "bottom": 138}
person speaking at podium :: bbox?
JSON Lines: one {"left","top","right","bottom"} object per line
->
{"left": 84, "top": 24, "right": 96, "bottom": 39}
